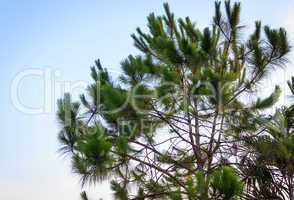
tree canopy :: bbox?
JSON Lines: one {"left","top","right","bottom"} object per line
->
{"left": 56, "top": 1, "right": 293, "bottom": 199}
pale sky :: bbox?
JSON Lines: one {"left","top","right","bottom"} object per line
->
{"left": 1, "top": 0, "right": 294, "bottom": 199}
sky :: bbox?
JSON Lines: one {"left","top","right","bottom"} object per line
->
{"left": 1, "top": 0, "right": 294, "bottom": 199}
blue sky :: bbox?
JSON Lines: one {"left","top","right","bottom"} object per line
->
{"left": 1, "top": 0, "right": 294, "bottom": 199}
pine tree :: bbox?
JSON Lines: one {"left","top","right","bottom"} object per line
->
{"left": 239, "top": 78, "right": 294, "bottom": 200}
{"left": 56, "top": 1, "right": 290, "bottom": 199}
